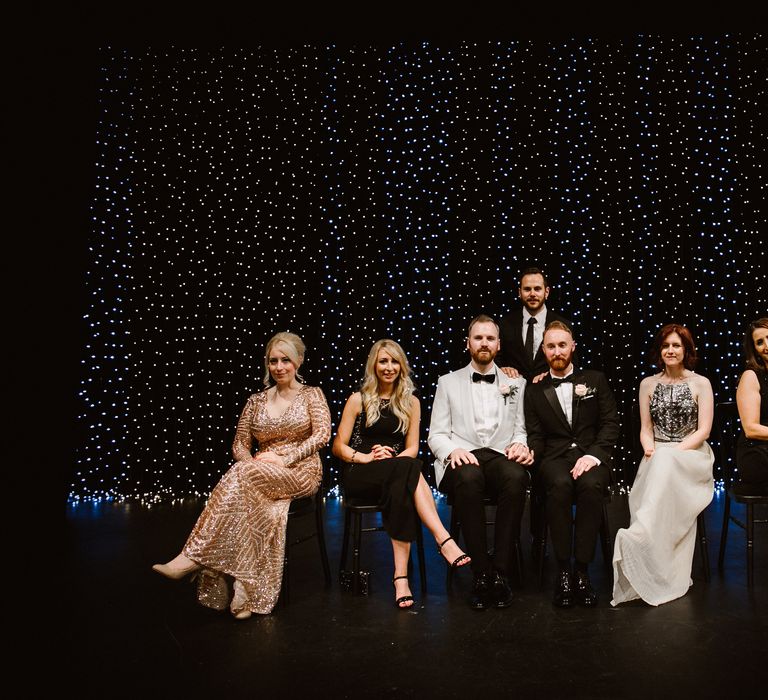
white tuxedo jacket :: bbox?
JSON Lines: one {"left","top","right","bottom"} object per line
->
{"left": 428, "top": 363, "right": 528, "bottom": 487}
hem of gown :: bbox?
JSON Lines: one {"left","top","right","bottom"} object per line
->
{"left": 612, "top": 555, "right": 693, "bottom": 607}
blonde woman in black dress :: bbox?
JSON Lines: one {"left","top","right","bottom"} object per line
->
{"left": 333, "top": 339, "right": 470, "bottom": 609}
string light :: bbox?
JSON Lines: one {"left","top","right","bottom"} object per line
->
{"left": 70, "top": 38, "right": 765, "bottom": 505}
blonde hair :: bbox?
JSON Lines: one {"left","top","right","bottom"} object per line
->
{"left": 263, "top": 332, "right": 306, "bottom": 387}
{"left": 360, "top": 339, "right": 415, "bottom": 433}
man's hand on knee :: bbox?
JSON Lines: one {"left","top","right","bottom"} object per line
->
{"left": 570, "top": 456, "right": 598, "bottom": 479}
{"left": 449, "top": 449, "right": 479, "bottom": 469}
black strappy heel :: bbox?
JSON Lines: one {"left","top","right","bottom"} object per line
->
{"left": 392, "top": 575, "right": 414, "bottom": 609}
{"left": 438, "top": 536, "right": 472, "bottom": 568}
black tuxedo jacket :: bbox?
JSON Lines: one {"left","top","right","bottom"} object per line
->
{"left": 523, "top": 369, "right": 620, "bottom": 468}
{"left": 497, "top": 308, "right": 572, "bottom": 381}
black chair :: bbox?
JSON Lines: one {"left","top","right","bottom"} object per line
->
{"left": 531, "top": 481, "right": 613, "bottom": 587}
{"left": 716, "top": 401, "right": 768, "bottom": 587}
{"left": 338, "top": 494, "right": 427, "bottom": 596}
{"left": 278, "top": 488, "right": 332, "bottom": 606}
{"left": 445, "top": 492, "right": 524, "bottom": 588}
{"left": 629, "top": 402, "right": 711, "bottom": 582}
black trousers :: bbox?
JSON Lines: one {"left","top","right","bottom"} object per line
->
{"left": 538, "top": 451, "right": 610, "bottom": 565}
{"left": 438, "top": 448, "right": 528, "bottom": 575}
{"left": 342, "top": 457, "right": 422, "bottom": 542}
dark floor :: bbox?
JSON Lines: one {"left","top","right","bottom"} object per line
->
{"left": 64, "top": 491, "right": 766, "bottom": 698}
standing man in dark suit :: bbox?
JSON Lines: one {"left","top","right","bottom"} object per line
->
{"left": 524, "top": 321, "right": 619, "bottom": 608}
{"left": 498, "top": 267, "right": 573, "bottom": 383}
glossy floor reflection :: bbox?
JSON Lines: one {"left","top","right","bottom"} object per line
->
{"left": 64, "top": 491, "right": 766, "bottom": 698}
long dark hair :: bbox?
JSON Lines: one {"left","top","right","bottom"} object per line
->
{"left": 743, "top": 317, "right": 768, "bottom": 373}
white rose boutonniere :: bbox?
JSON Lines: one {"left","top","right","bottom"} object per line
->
{"left": 574, "top": 384, "right": 596, "bottom": 399}
{"left": 500, "top": 384, "right": 518, "bottom": 405}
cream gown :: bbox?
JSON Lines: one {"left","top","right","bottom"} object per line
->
{"left": 611, "top": 381, "right": 714, "bottom": 606}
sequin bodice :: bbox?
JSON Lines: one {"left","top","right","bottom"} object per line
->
{"left": 650, "top": 381, "right": 698, "bottom": 442}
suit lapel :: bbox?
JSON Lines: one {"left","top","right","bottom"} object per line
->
{"left": 543, "top": 380, "right": 571, "bottom": 432}
{"left": 458, "top": 365, "right": 476, "bottom": 433}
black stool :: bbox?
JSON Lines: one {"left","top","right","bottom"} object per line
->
{"left": 716, "top": 401, "right": 768, "bottom": 587}
{"left": 339, "top": 497, "right": 427, "bottom": 596}
{"left": 445, "top": 493, "right": 523, "bottom": 587}
{"left": 532, "top": 486, "right": 614, "bottom": 587}
{"left": 279, "top": 488, "right": 331, "bottom": 606}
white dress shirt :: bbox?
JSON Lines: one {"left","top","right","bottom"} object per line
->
{"left": 522, "top": 305, "right": 548, "bottom": 359}
{"left": 552, "top": 368, "right": 575, "bottom": 425}
{"left": 470, "top": 368, "right": 500, "bottom": 447}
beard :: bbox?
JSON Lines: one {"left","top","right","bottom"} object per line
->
{"left": 523, "top": 297, "right": 544, "bottom": 312}
{"left": 548, "top": 352, "right": 573, "bottom": 371}
{"left": 469, "top": 347, "right": 497, "bottom": 366}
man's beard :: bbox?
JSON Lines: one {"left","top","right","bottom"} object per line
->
{"left": 470, "top": 347, "right": 496, "bottom": 365}
{"left": 548, "top": 353, "right": 572, "bottom": 371}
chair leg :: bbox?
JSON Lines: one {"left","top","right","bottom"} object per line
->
{"left": 415, "top": 524, "right": 427, "bottom": 594}
{"left": 352, "top": 510, "right": 362, "bottom": 595}
{"left": 747, "top": 502, "right": 754, "bottom": 588}
{"left": 717, "top": 494, "right": 731, "bottom": 570}
{"left": 315, "top": 495, "right": 332, "bottom": 586}
{"left": 446, "top": 508, "right": 460, "bottom": 588}
{"left": 512, "top": 538, "right": 523, "bottom": 588}
{"left": 339, "top": 506, "right": 352, "bottom": 577}
{"left": 537, "top": 522, "right": 548, "bottom": 589}
{"left": 697, "top": 513, "right": 710, "bottom": 582}
{"left": 280, "top": 549, "right": 289, "bottom": 607}
{"left": 600, "top": 501, "right": 612, "bottom": 571}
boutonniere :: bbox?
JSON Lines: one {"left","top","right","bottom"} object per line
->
{"left": 500, "top": 384, "right": 518, "bottom": 405}
{"left": 574, "top": 384, "right": 596, "bottom": 399}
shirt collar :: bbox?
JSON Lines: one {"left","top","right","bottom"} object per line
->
{"left": 523, "top": 304, "right": 548, "bottom": 324}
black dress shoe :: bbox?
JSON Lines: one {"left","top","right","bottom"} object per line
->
{"left": 553, "top": 569, "right": 575, "bottom": 608}
{"left": 468, "top": 572, "right": 492, "bottom": 610}
{"left": 492, "top": 572, "right": 514, "bottom": 608}
{"left": 574, "top": 570, "right": 598, "bottom": 607}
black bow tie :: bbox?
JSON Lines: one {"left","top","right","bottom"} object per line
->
{"left": 472, "top": 372, "right": 496, "bottom": 384}
{"left": 550, "top": 376, "right": 574, "bottom": 388}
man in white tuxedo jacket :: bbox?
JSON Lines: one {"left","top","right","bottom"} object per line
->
{"left": 428, "top": 315, "right": 533, "bottom": 610}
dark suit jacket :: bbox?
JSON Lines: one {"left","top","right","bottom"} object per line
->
{"left": 497, "top": 308, "right": 572, "bottom": 381}
{"left": 524, "top": 369, "right": 620, "bottom": 469}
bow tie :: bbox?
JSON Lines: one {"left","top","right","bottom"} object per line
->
{"left": 550, "top": 376, "right": 574, "bottom": 388}
{"left": 472, "top": 372, "right": 496, "bottom": 384}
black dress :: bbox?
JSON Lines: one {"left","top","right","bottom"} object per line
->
{"left": 342, "top": 397, "right": 423, "bottom": 542}
{"left": 737, "top": 369, "right": 768, "bottom": 485}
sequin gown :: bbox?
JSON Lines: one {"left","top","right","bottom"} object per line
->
{"left": 183, "top": 385, "right": 331, "bottom": 615}
{"left": 611, "top": 381, "right": 714, "bottom": 606}
{"left": 342, "top": 398, "right": 422, "bottom": 542}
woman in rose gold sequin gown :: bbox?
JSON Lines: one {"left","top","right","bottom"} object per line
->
{"left": 153, "top": 332, "right": 331, "bottom": 618}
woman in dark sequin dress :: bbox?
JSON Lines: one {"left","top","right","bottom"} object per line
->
{"left": 612, "top": 324, "right": 714, "bottom": 606}
{"left": 333, "top": 339, "right": 470, "bottom": 609}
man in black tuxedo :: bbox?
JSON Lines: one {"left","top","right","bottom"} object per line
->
{"left": 497, "top": 267, "right": 573, "bottom": 383}
{"left": 524, "top": 321, "right": 619, "bottom": 608}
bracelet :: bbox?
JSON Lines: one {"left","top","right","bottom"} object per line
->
{"left": 351, "top": 450, "right": 357, "bottom": 463}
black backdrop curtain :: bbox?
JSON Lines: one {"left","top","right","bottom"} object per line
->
{"left": 69, "top": 38, "right": 765, "bottom": 502}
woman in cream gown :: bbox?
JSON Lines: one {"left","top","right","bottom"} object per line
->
{"left": 612, "top": 324, "right": 714, "bottom": 607}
